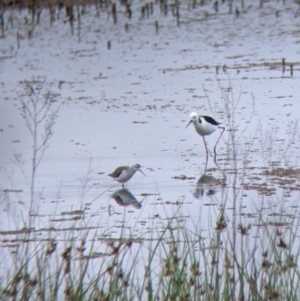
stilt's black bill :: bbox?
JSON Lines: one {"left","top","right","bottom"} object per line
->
{"left": 185, "top": 120, "right": 192, "bottom": 128}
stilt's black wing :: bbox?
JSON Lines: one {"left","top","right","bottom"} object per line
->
{"left": 202, "top": 116, "right": 221, "bottom": 126}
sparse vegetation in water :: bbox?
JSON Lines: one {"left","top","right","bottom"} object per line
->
{"left": 14, "top": 80, "right": 59, "bottom": 218}
{"left": 2, "top": 0, "right": 300, "bottom": 48}
{"left": 1, "top": 201, "right": 300, "bottom": 300}
{"left": 2, "top": 82, "right": 300, "bottom": 300}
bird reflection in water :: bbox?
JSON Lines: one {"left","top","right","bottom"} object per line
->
{"left": 111, "top": 189, "right": 144, "bottom": 209}
{"left": 193, "top": 174, "right": 225, "bottom": 199}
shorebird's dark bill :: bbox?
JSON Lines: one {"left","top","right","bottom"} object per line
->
{"left": 139, "top": 169, "right": 146, "bottom": 177}
{"left": 185, "top": 120, "right": 192, "bottom": 128}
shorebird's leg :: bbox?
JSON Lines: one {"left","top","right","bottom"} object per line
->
{"left": 202, "top": 136, "right": 209, "bottom": 163}
{"left": 213, "top": 149, "right": 220, "bottom": 173}
{"left": 204, "top": 154, "right": 208, "bottom": 175}
{"left": 213, "top": 127, "right": 225, "bottom": 155}
{"left": 122, "top": 183, "right": 125, "bottom": 189}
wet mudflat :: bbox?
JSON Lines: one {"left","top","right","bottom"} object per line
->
{"left": 1, "top": 0, "right": 300, "bottom": 299}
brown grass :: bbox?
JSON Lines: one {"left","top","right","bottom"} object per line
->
{"left": 2, "top": 0, "right": 105, "bottom": 10}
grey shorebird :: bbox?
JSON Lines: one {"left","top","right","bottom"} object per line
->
{"left": 186, "top": 112, "right": 225, "bottom": 155}
{"left": 108, "top": 164, "right": 146, "bottom": 188}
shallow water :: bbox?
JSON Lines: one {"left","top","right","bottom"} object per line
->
{"left": 1, "top": 0, "right": 300, "bottom": 292}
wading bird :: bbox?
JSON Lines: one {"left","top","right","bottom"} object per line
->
{"left": 108, "top": 164, "right": 146, "bottom": 188}
{"left": 186, "top": 112, "right": 225, "bottom": 156}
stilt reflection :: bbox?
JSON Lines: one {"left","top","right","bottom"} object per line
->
{"left": 194, "top": 174, "right": 225, "bottom": 198}
{"left": 195, "top": 151, "right": 226, "bottom": 199}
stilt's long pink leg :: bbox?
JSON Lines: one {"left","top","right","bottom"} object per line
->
{"left": 213, "top": 127, "right": 225, "bottom": 155}
{"left": 202, "top": 136, "right": 209, "bottom": 163}
{"left": 204, "top": 152, "right": 208, "bottom": 174}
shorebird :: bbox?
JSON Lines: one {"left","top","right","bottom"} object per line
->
{"left": 186, "top": 112, "right": 225, "bottom": 155}
{"left": 108, "top": 164, "right": 146, "bottom": 188}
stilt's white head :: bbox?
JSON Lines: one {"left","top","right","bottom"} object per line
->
{"left": 186, "top": 112, "right": 199, "bottom": 128}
